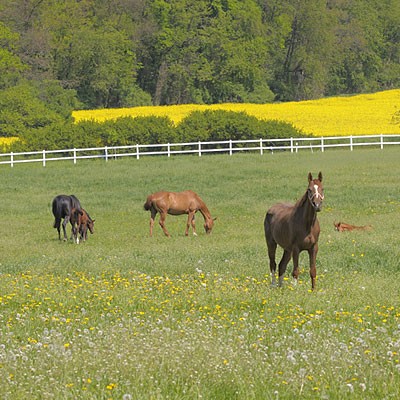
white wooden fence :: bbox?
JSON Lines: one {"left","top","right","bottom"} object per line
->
{"left": 1, "top": 134, "right": 400, "bottom": 167}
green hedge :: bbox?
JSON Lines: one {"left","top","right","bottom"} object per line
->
{"left": 7, "top": 110, "right": 305, "bottom": 152}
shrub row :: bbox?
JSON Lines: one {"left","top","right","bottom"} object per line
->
{"left": 9, "top": 110, "right": 305, "bottom": 152}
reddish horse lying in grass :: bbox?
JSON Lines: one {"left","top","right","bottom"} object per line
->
{"left": 334, "top": 221, "right": 372, "bottom": 232}
{"left": 144, "top": 190, "right": 216, "bottom": 237}
{"left": 264, "top": 172, "right": 324, "bottom": 290}
{"left": 70, "top": 208, "right": 95, "bottom": 243}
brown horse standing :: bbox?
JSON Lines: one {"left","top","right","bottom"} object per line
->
{"left": 70, "top": 208, "right": 95, "bottom": 243}
{"left": 264, "top": 172, "right": 324, "bottom": 290}
{"left": 144, "top": 190, "right": 216, "bottom": 237}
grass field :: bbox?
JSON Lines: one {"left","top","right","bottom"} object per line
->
{"left": 1, "top": 148, "right": 400, "bottom": 399}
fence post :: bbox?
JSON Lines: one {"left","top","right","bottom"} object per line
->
{"left": 105, "top": 146, "right": 108, "bottom": 161}
{"left": 198, "top": 141, "right": 202, "bottom": 157}
{"left": 43, "top": 150, "right": 46, "bottom": 167}
{"left": 350, "top": 136, "right": 353, "bottom": 151}
{"left": 229, "top": 139, "right": 232, "bottom": 156}
{"left": 290, "top": 137, "right": 294, "bottom": 153}
{"left": 380, "top": 134, "right": 384, "bottom": 149}
{"left": 73, "top": 148, "right": 77, "bottom": 164}
{"left": 321, "top": 137, "right": 324, "bottom": 152}
{"left": 260, "top": 138, "right": 263, "bottom": 155}
{"left": 11, "top": 152, "right": 14, "bottom": 167}
{"left": 136, "top": 144, "right": 140, "bottom": 159}
{"left": 167, "top": 143, "right": 170, "bottom": 157}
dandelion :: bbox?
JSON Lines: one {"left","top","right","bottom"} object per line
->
{"left": 106, "top": 383, "right": 116, "bottom": 390}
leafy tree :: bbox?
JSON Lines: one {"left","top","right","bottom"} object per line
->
{"left": 0, "top": 83, "right": 64, "bottom": 137}
{"left": 1, "top": 0, "right": 400, "bottom": 108}
{"left": 140, "top": 0, "right": 274, "bottom": 104}
{"left": 0, "top": 21, "right": 27, "bottom": 88}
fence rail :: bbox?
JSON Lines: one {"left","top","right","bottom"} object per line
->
{"left": 1, "top": 134, "right": 400, "bottom": 167}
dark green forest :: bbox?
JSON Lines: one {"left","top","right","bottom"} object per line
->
{"left": 1, "top": 0, "right": 400, "bottom": 149}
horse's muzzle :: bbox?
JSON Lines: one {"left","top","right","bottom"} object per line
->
{"left": 314, "top": 203, "right": 323, "bottom": 212}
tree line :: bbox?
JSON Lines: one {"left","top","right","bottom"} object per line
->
{"left": 0, "top": 0, "right": 399, "bottom": 147}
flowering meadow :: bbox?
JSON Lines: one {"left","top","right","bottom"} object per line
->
{"left": 72, "top": 89, "right": 400, "bottom": 136}
{"left": 1, "top": 148, "right": 400, "bottom": 398}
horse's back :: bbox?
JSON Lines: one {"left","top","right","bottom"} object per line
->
{"left": 144, "top": 190, "right": 201, "bottom": 212}
{"left": 144, "top": 191, "right": 169, "bottom": 211}
{"left": 266, "top": 202, "right": 295, "bottom": 225}
{"left": 52, "top": 194, "right": 81, "bottom": 218}
{"left": 69, "top": 194, "right": 81, "bottom": 210}
{"left": 264, "top": 202, "right": 296, "bottom": 248}
{"left": 52, "top": 194, "right": 67, "bottom": 217}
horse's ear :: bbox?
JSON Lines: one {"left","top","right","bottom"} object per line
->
{"left": 318, "top": 171, "right": 323, "bottom": 182}
{"left": 308, "top": 172, "right": 313, "bottom": 182}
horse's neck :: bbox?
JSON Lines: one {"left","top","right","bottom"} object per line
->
{"left": 198, "top": 203, "right": 212, "bottom": 221}
{"left": 296, "top": 192, "right": 317, "bottom": 229}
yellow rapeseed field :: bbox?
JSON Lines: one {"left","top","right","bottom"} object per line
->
{"left": 73, "top": 89, "right": 400, "bottom": 136}
{"left": 0, "top": 137, "right": 19, "bottom": 150}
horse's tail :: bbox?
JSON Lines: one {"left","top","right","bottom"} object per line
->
{"left": 143, "top": 196, "right": 153, "bottom": 211}
{"left": 52, "top": 198, "right": 62, "bottom": 228}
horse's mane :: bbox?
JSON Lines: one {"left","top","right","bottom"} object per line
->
{"left": 84, "top": 209, "right": 93, "bottom": 222}
{"left": 295, "top": 191, "right": 308, "bottom": 208}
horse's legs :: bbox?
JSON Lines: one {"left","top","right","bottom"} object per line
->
{"left": 308, "top": 244, "right": 318, "bottom": 290}
{"left": 70, "top": 220, "right": 79, "bottom": 244}
{"left": 54, "top": 218, "right": 62, "bottom": 240}
{"left": 74, "top": 225, "right": 79, "bottom": 244}
{"left": 62, "top": 216, "right": 70, "bottom": 241}
{"left": 159, "top": 212, "right": 171, "bottom": 237}
{"left": 149, "top": 209, "right": 157, "bottom": 237}
{"left": 278, "top": 250, "right": 291, "bottom": 287}
{"left": 191, "top": 215, "right": 197, "bottom": 236}
{"left": 186, "top": 211, "right": 196, "bottom": 236}
{"left": 267, "top": 241, "right": 277, "bottom": 286}
{"left": 292, "top": 247, "right": 300, "bottom": 285}
{"left": 81, "top": 224, "right": 87, "bottom": 241}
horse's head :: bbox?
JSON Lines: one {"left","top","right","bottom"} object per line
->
{"left": 204, "top": 217, "right": 217, "bottom": 234}
{"left": 87, "top": 218, "right": 95, "bottom": 234}
{"left": 307, "top": 172, "right": 324, "bottom": 212}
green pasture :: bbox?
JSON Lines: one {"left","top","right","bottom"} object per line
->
{"left": 1, "top": 148, "right": 400, "bottom": 399}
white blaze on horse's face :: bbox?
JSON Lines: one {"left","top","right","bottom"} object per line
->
{"left": 308, "top": 182, "right": 324, "bottom": 211}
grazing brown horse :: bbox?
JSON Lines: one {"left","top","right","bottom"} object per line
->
{"left": 144, "top": 190, "right": 216, "bottom": 237}
{"left": 334, "top": 221, "right": 372, "bottom": 232}
{"left": 264, "top": 172, "right": 324, "bottom": 290}
{"left": 70, "top": 208, "right": 95, "bottom": 243}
